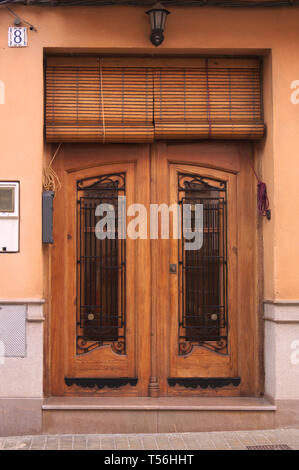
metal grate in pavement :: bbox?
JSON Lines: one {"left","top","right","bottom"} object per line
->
{"left": 246, "top": 444, "right": 291, "bottom": 450}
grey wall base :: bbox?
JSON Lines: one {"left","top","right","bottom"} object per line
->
{"left": 0, "top": 399, "right": 43, "bottom": 437}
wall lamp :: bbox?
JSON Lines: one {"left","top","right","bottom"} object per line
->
{"left": 6, "top": 6, "right": 37, "bottom": 31}
{"left": 146, "top": 2, "right": 170, "bottom": 47}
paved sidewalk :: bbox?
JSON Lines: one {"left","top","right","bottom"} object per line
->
{"left": 0, "top": 428, "right": 299, "bottom": 450}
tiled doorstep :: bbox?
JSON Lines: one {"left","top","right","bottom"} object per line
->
{"left": 42, "top": 396, "right": 276, "bottom": 411}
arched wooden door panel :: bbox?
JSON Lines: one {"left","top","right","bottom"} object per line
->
{"left": 50, "top": 144, "right": 151, "bottom": 396}
{"left": 153, "top": 142, "right": 259, "bottom": 397}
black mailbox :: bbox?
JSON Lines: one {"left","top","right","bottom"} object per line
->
{"left": 42, "top": 191, "right": 54, "bottom": 244}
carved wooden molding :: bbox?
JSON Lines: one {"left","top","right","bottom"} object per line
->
{"left": 168, "top": 377, "right": 241, "bottom": 389}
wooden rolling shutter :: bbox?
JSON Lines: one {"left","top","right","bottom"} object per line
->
{"left": 46, "top": 58, "right": 154, "bottom": 143}
{"left": 153, "top": 58, "right": 264, "bottom": 140}
{"left": 46, "top": 57, "right": 264, "bottom": 142}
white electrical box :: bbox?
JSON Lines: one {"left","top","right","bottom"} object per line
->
{"left": 0, "top": 182, "right": 19, "bottom": 253}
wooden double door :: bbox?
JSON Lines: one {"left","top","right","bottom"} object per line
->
{"left": 50, "top": 141, "right": 259, "bottom": 397}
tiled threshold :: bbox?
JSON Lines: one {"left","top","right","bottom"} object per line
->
{"left": 42, "top": 396, "right": 276, "bottom": 411}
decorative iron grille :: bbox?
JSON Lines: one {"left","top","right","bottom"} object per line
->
{"left": 178, "top": 173, "right": 228, "bottom": 356}
{"left": 76, "top": 173, "right": 126, "bottom": 355}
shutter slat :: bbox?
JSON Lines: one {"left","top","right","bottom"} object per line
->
{"left": 46, "top": 64, "right": 154, "bottom": 142}
{"left": 153, "top": 60, "right": 264, "bottom": 140}
{"left": 45, "top": 58, "right": 264, "bottom": 142}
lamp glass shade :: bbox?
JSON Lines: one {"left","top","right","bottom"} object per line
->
{"left": 147, "top": 2, "right": 170, "bottom": 33}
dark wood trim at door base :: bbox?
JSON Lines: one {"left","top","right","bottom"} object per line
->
{"left": 168, "top": 377, "right": 241, "bottom": 389}
{"left": 65, "top": 377, "right": 138, "bottom": 390}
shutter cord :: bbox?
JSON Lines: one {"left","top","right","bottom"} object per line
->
{"left": 43, "top": 143, "right": 62, "bottom": 193}
{"left": 99, "top": 58, "right": 106, "bottom": 142}
{"left": 250, "top": 158, "right": 271, "bottom": 220}
{"left": 205, "top": 58, "right": 212, "bottom": 138}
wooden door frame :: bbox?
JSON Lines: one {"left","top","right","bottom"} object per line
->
{"left": 45, "top": 141, "right": 263, "bottom": 398}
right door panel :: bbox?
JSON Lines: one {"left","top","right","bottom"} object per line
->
{"left": 154, "top": 142, "right": 258, "bottom": 397}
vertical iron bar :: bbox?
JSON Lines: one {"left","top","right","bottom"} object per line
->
{"left": 79, "top": 198, "right": 82, "bottom": 329}
{"left": 84, "top": 200, "right": 88, "bottom": 321}
{"left": 89, "top": 202, "right": 92, "bottom": 313}
{"left": 93, "top": 199, "right": 97, "bottom": 323}
{"left": 181, "top": 200, "right": 185, "bottom": 329}
{"left": 99, "top": 196, "right": 103, "bottom": 331}
{"left": 105, "top": 217, "right": 108, "bottom": 335}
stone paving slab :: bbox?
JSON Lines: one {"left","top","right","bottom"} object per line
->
{"left": 0, "top": 429, "right": 298, "bottom": 450}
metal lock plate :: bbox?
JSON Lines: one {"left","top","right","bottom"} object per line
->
{"left": 169, "top": 264, "right": 177, "bottom": 274}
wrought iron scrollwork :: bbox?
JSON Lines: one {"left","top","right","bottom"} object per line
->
{"left": 111, "top": 340, "right": 126, "bottom": 355}
{"left": 77, "top": 173, "right": 125, "bottom": 191}
{"left": 77, "top": 337, "right": 125, "bottom": 356}
{"left": 178, "top": 173, "right": 226, "bottom": 193}
{"left": 179, "top": 337, "right": 227, "bottom": 356}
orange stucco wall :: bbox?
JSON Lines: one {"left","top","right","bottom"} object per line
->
{"left": 0, "top": 5, "right": 299, "bottom": 301}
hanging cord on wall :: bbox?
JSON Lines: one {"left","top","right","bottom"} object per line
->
{"left": 42, "top": 143, "right": 62, "bottom": 193}
{"left": 250, "top": 157, "right": 271, "bottom": 220}
{"left": 99, "top": 58, "right": 106, "bottom": 143}
{"left": 5, "top": 6, "right": 38, "bottom": 31}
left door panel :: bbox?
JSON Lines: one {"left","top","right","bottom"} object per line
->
{"left": 50, "top": 144, "right": 151, "bottom": 396}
